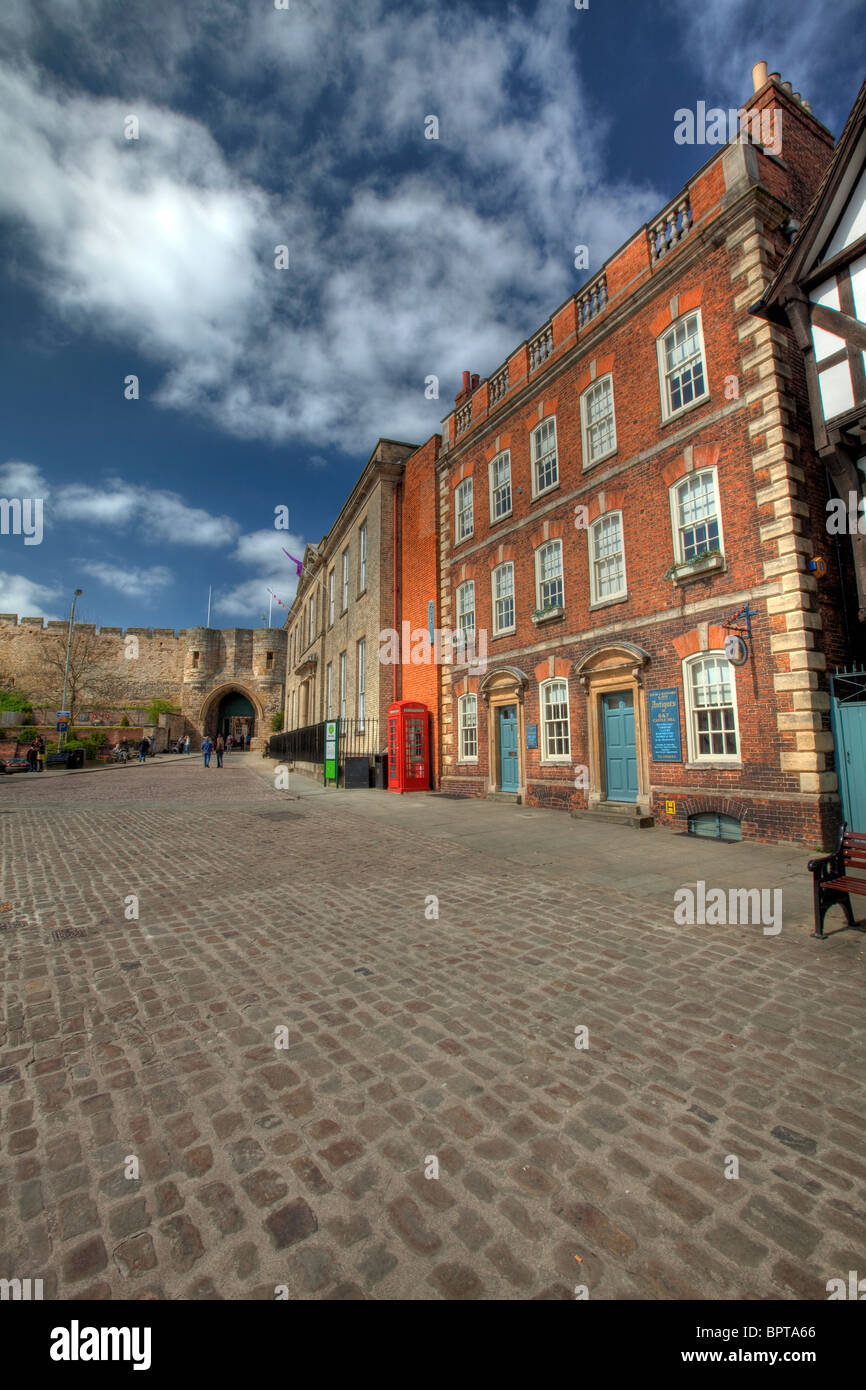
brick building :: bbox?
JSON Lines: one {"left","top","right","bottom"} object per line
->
{"left": 435, "top": 64, "right": 847, "bottom": 846}
{"left": 283, "top": 434, "right": 441, "bottom": 778}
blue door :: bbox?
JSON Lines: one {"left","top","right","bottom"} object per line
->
{"left": 498, "top": 705, "right": 520, "bottom": 792}
{"left": 603, "top": 691, "right": 638, "bottom": 801}
{"left": 837, "top": 702, "right": 866, "bottom": 828}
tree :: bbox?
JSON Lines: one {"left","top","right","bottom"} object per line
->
{"left": 270, "top": 711, "right": 284, "bottom": 732}
{"left": 39, "top": 623, "right": 106, "bottom": 721}
{"left": 146, "top": 698, "right": 179, "bottom": 724}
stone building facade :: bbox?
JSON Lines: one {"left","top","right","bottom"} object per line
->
{"left": 435, "top": 66, "right": 850, "bottom": 846}
{"left": 0, "top": 614, "right": 286, "bottom": 749}
{"left": 283, "top": 434, "right": 442, "bottom": 775}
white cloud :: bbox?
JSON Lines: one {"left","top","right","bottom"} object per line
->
{"left": 219, "top": 526, "right": 306, "bottom": 618}
{"left": 77, "top": 560, "right": 173, "bottom": 598}
{"left": 0, "top": 1, "right": 664, "bottom": 451}
{"left": 0, "top": 460, "right": 49, "bottom": 497}
{"left": 0, "top": 571, "right": 61, "bottom": 619}
{"left": 57, "top": 480, "right": 238, "bottom": 546}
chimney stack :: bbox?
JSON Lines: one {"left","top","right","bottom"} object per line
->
{"left": 471, "top": 373, "right": 480, "bottom": 390}
{"left": 462, "top": 371, "right": 470, "bottom": 392}
{"left": 751, "top": 60, "right": 768, "bottom": 92}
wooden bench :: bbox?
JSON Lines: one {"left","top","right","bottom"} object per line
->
{"left": 808, "top": 824, "right": 866, "bottom": 938}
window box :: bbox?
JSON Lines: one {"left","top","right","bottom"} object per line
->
{"left": 531, "top": 604, "right": 564, "bottom": 625}
{"left": 666, "top": 550, "right": 725, "bottom": 585}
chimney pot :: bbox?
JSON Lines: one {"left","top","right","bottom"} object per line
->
{"left": 802, "top": 100, "right": 812, "bottom": 112}
{"left": 471, "top": 373, "right": 480, "bottom": 390}
{"left": 751, "top": 61, "right": 768, "bottom": 92}
{"left": 769, "top": 71, "right": 781, "bottom": 84}
{"left": 781, "top": 80, "right": 792, "bottom": 93}
{"left": 462, "top": 371, "right": 470, "bottom": 392}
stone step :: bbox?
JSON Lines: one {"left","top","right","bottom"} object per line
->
{"left": 486, "top": 792, "right": 521, "bottom": 804}
{"left": 570, "top": 805, "right": 655, "bottom": 829}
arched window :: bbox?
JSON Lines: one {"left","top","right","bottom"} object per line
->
{"left": 492, "top": 563, "right": 515, "bottom": 634}
{"left": 534, "top": 540, "right": 564, "bottom": 612}
{"left": 589, "top": 511, "right": 626, "bottom": 603}
{"left": 683, "top": 652, "right": 740, "bottom": 762}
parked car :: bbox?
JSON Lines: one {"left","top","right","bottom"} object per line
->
{"left": 1, "top": 757, "right": 32, "bottom": 774}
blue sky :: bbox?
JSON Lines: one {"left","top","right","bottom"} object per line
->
{"left": 0, "top": 0, "right": 863, "bottom": 631}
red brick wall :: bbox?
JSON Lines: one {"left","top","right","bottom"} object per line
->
{"left": 400, "top": 434, "right": 442, "bottom": 784}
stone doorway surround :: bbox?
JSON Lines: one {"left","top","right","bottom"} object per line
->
{"left": 574, "top": 642, "right": 652, "bottom": 814}
{"left": 478, "top": 665, "right": 528, "bottom": 797}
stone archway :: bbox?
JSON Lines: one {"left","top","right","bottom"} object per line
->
{"left": 198, "top": 683, "right": 264, "bottom": 744}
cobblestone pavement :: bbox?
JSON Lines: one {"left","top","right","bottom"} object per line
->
{"left": 1, "top": 757, "right": 864, "bottom": 1300}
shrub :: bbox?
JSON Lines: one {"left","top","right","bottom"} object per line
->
{"left": 0, "top": 690, "right": 33, "bottom": 713}
{"left": 119, "top": 715, "right": 130, "bottom": 727}
{"left": 146, "top": 699, "right": 179, "bottom": 725}
{"left": 270, "top": 711, "right": 284, "bottom": 733}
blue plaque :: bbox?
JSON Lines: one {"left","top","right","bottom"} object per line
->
{"left": 526, "top": 723, "right": 538, "bottom": 749}
{"left": 648, "top": 687, "right": 682, "bottom": 762}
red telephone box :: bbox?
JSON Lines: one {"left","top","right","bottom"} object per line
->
{"left": 387, "top": 701, "right": 429, "bottom": 792}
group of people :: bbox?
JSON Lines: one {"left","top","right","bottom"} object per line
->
{"left": 199, "top": 731, "right": 249, "bottom": 766}
{"left": 172, "top": 736, "right": 192, "bottom": 754}
{"left": 26, "top": 735, "right": 46, "bottom": 772}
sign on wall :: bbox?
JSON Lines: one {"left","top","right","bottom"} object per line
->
{"left": 526, "top": 723, "right": 538, "bottom": 749}
{"left": 324, "top": 719, "right": 339, "bottom": 785}
{"left": 648, "top": 688, "right": 682, "bottom": 762}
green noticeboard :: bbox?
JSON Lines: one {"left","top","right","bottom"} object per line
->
{"left": 324, "top": 719, "right": 339, "bottom": 785}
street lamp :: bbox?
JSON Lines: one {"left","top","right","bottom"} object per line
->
{"left": 58, "top": 589, "right": 82, "bottom": 751}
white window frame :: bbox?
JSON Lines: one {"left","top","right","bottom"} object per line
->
{"left": 488, "top": 450, "right": 512, "bottom": 522}
{"left": 669, "top": 467, "right": 724, "bottom": 565}
{"left": 683, "top": 652, "right": 741, "bottom": 764}
{"left": 580, "top": 374, "right": 617, "bottom": 467}
{"left": 458, "top": 694, "right": 478, "bottom": 763}
{"left": 589, "top": 510, "right": 627, "bottom": 605}
{"left": 326, "top": 662, "right": 333, "bottom": 720}
{"left": 341, "top": 548, "right": 349, "bottom": 612}
{"left": 491, "top": 562, "right": 515, "bottom": 635}
{"left": 534, "top": 539, "right": 564, "bottom": 612}
{"left": 455, "top": 580, "right": 475, "bottom": 659}
{"left": 531, "top": 417, "right": 558, "bottom": 498}
{"left": 657, "top": 310, "right": 709, "bottom": 421}
{"left": 328, "top": 569, "right": 335, "bottom": 626}
{"left": 359, "top": 522, "right": 367, "bottom": 593}
{"left": 455, "top": 477, "right": 474, "bottom": 543}
{"left": 339, "top": 651, "right": 347, "bottom": 721}
{"left": 357, "top": 638, "right": 366, "bottom": 730}
{"left": 540, "top": 678, "right": 571, "bottom": 762}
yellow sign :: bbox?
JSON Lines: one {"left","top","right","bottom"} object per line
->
{"left": 665, "top": 800, "right": 676, "bottom": 816}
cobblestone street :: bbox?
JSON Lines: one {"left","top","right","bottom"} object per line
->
{"left": 1, "top": 756, "right": 864, "bottom": 1301}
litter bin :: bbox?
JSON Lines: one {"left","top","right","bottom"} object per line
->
{"left": 66, "top": 748, "right": 85, "bottom": 769}
{"left": 373, "top": 753, "right": 387, "bottom": 789}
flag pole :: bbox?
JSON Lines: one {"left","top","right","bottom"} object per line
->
{"left": 206, "top": 585, "right": 212, "bottom": 627}
{"left": 268, "top": 591, "right": 273, "bottom": 628}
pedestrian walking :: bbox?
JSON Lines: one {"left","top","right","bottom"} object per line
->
{"left": 245, "top": 732, "right": 251, "bottom": 751}
{"left": 226, "top": 734, "right": 233, "bottom": 752}
{"left": 35, "top": 735, "right": 46, "bottom": 772}
{"left": 138, "top": 736, "right": 149, "bottom": 763}
{"left": 184, "top": 735, "right": 190, "bottom": 755}
{"left": 215, "top": 735, "right": 224, "bottom": 768}
{"left": 201, "top": 735, "right": 214, "bottom": 768}
{"left": 26, "top": 738, "right": 39, "bottom": 772}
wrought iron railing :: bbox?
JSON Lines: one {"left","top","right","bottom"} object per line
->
{"left": 267, "top": 718, "right": 381, "bottom": 764}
